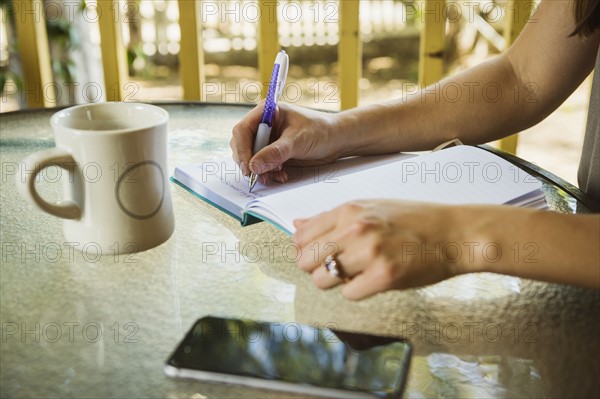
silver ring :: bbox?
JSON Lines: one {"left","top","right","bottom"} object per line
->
{"left": 323, "top": 254, "right": 342, "bottom": 278}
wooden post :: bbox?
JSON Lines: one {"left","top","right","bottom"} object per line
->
{"left": 339, "top": 0, "right": 360, "bottom": 110}
{"left": 258, "top": 0, "right": 280, "bottom": 99}
{"left": 418, "top": 0, "right": 446, "bottom": 87}
{"left": 178, "top": 0, "right": 205, "bottom": 101}
{"left": 13, "top": 0, "right": 55, "bottom": 107}
{"left": 97, "top": 0, "right": 128, "bottom": 101}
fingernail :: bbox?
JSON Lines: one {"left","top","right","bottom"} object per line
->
{"left": 293, "top": 218, "right": 307, "bottom": 226}
{"left": 241, "top": 162, "right": 249, "bottom": 176}
{"left": 275, "top": 170, "right": 288, "bottom": 183}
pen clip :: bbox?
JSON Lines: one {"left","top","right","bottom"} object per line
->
{"left": 275, "top": 51, "right": 289, "bottom": 103}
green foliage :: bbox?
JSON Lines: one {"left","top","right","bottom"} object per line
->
{"left": 127, "top": 44, "right": 147, "bottom": 73}
{"left": 46, "top": 16, "right": 80, "bottom": 84}
{"left": 0, "top": 0, "right": 84, "bottom": 96}
{"left": 0, "top": 68, "right": 23, "bottom": 95}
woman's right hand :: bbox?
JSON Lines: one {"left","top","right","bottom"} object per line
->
{"left": 230, "top": 102, "right": 346, "bottom": 183}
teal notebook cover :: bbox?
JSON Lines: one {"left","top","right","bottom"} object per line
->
{"left": 170, "top": 176, "right": 281, "bottom": 230}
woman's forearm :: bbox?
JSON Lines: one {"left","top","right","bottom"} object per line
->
{"left": 332, "top": 56, "right": 536, "bottom": 156}
{"left": 331, "top": 0, "right": 600, "bottom": 157}
{"left": 455, "top": 207, "right": 600, "bottom": 288}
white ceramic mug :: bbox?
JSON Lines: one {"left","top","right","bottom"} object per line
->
{"left": 17, "top": 102, "right": 174, "bottom": 254}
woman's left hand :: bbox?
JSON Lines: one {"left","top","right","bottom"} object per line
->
{"left": 292, "top": 200, "right": 468, "bottom": 300}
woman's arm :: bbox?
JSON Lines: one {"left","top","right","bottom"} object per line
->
{"left": 293, "top": 203, "right": 600, "bottom": 300}
{"left": 231, "top": 0, "right": 599, "bottom": 176}
{"left": 335, "top": 0, "right": 600, "bottom": 156}
{"left": 454, "top": 207, "right": 600, "bottom": 289}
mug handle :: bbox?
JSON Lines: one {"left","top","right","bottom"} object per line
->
{"left": 17, "top": 147, "right": 82, "bottom": 220}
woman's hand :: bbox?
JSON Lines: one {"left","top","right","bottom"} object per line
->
{"left": 230, "top": 102, "right": 346, "bottom": 183}
{"left": 293, "top": 200, "right": 600, "bottom": 299}
{"left": 292, "top": 200, "right": 466, "bottom": 300}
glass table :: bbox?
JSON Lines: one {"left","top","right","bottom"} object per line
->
{"left": 1, "top": 103, "right": 598, "bottom": 398}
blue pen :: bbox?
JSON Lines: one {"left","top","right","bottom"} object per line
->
{"left": 248, "top": 50, "right": 289, "bottom": 193}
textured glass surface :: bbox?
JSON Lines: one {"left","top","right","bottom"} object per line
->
{"left": 1, "top": 103, "right": 598, "bottom": 398}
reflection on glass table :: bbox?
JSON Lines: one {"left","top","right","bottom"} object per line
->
{"left": 166, "top": 316, "right": 411, "bottom": 398}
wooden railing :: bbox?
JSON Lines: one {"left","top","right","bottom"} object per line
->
{"left": 13, "top": 0, "right": 533, "bottom": 153}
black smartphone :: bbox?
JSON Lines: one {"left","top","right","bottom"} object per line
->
{"left": 164, "top": 316, "right": 412, "bottom": 398}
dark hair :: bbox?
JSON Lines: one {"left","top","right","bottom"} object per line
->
{"left": 571, "top": 0, "right": 600, "bottom": 38}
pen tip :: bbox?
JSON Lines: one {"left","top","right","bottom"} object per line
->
{"left": 248, "top": 173, "right": 257, "bottom": 193}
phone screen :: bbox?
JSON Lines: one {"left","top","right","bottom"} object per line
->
{"left": 165, "top": 316, "right": 411, "bottom": 398}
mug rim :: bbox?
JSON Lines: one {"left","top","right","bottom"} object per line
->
{"left": 50, "top": 102, "right": 169, "bottom": 134}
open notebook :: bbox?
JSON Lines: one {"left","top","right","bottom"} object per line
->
{"left": 172, "top": 146, "right": 546, "bottom": 235}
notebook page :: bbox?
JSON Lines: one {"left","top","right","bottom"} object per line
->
{"left": 173, "top": 153, "right": 416, "bottom": 218}
{"left": 248, "top": 146, "right": 544, "bottom": 233}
